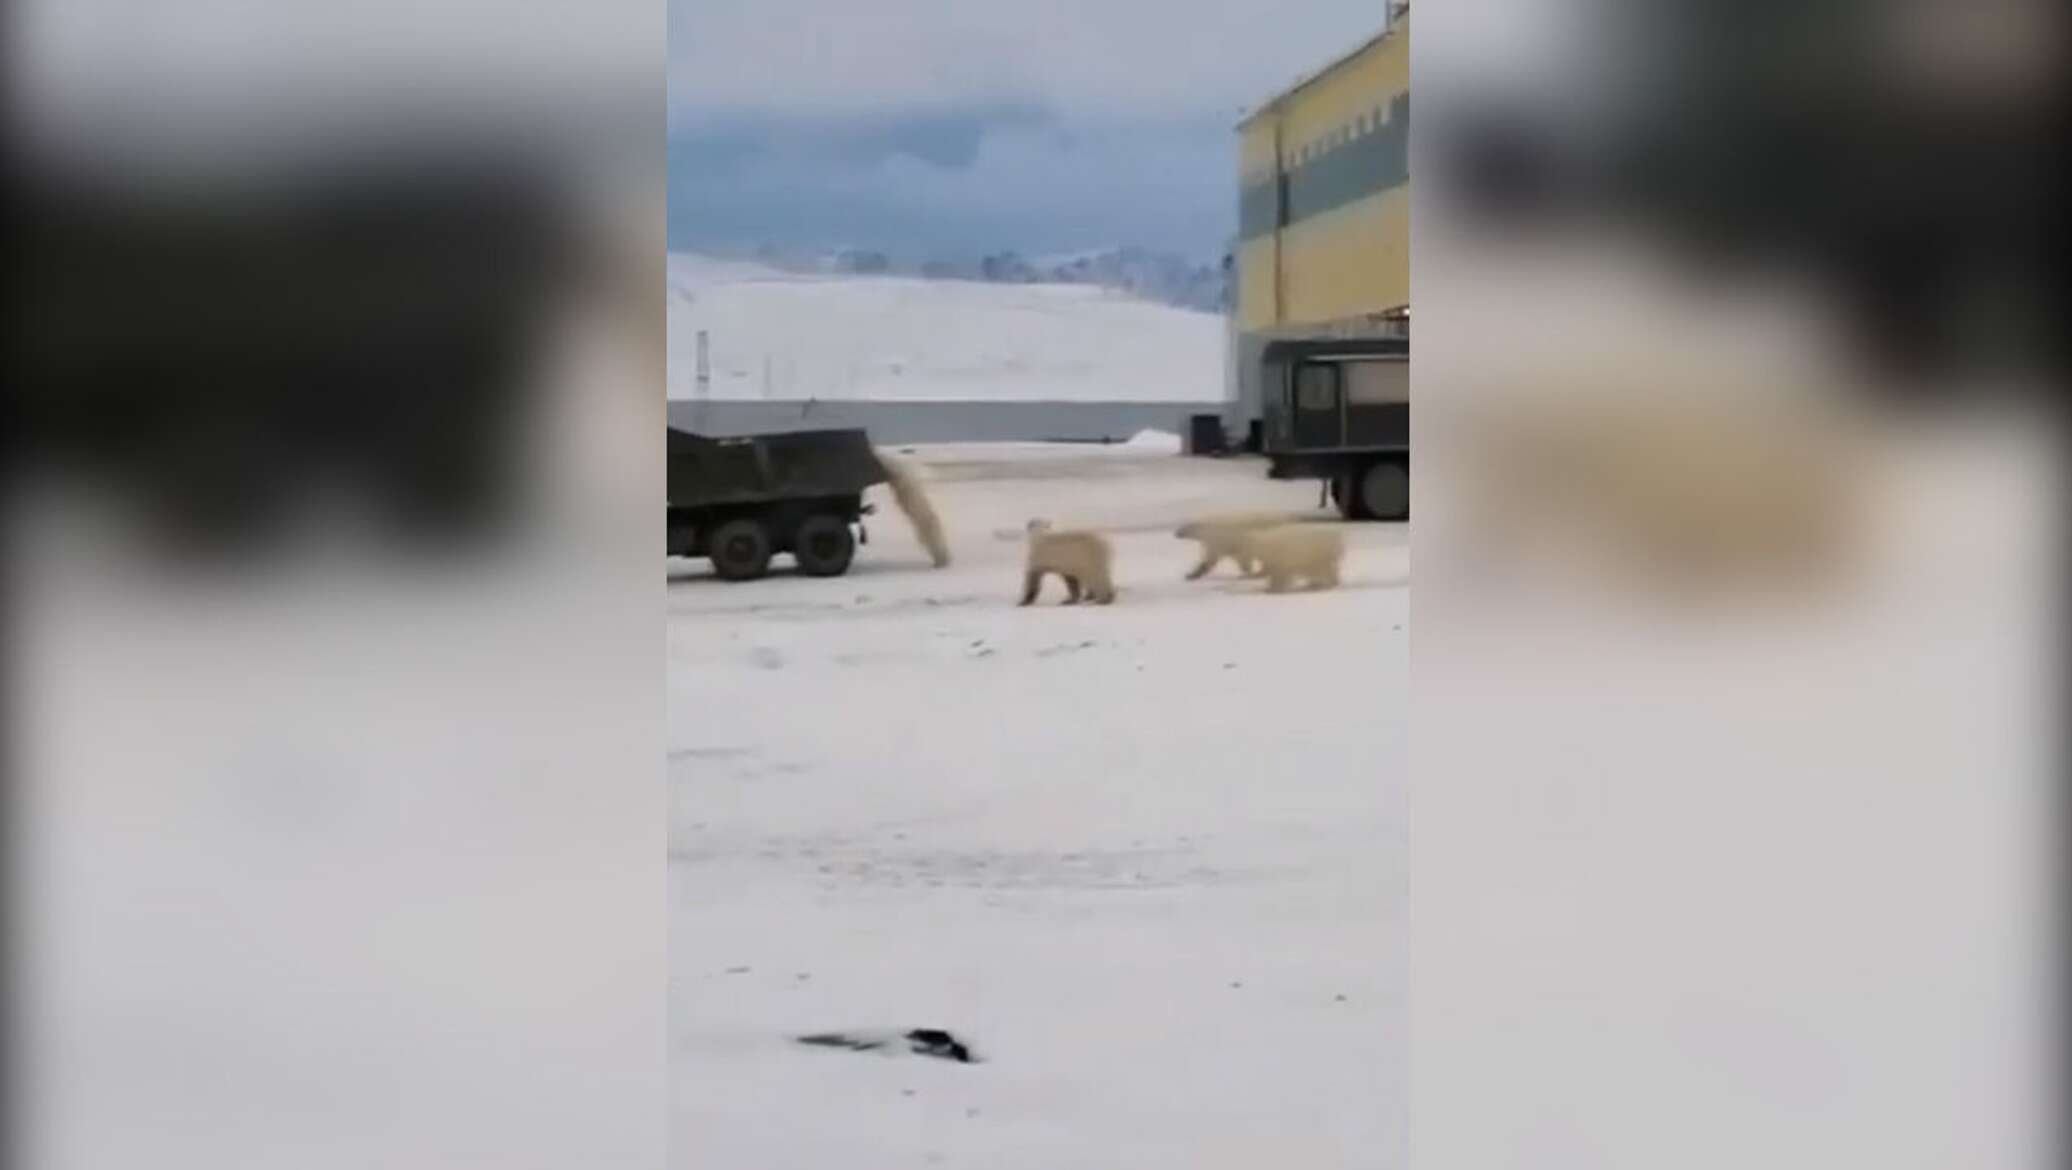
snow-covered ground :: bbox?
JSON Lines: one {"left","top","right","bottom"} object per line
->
{"left": 669, "top": 447, "right": 1407, "bottom": 1168}
{"left": 667, "top": 254, "right": 1227, "bottom": 403}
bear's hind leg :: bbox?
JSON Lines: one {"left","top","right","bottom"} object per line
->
{"left": 1091, "top": 572, "right": 1116, "bottom": 604}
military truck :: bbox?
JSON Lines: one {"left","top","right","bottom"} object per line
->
{"left": 666, "top": 427, "right": 888, "bottom": 580}
{"left": 1259, "top": 337, "right": 1409, "bottom": 519}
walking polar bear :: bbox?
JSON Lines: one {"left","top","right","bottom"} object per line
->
{"left": 1019, "top": 519, "right": 1116, "bottom": 605}
{"left": 1231, "top": 523, "right": 1345, "bottom": 593}
{"left": 1173, "top": 512, "right": 1297, "bottom": 579}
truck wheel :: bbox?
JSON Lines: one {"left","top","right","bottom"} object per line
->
{"left": 666, "top": 516, "right": 697, "bottom": 559}
{"left": 792, "top": 514, "right": 856, "bottom": 577}
{"left": 1333, "top": 474, "right": 1369, "bottom": 520}
{"left": 1360, "top": 460, "right": 1410, "bottom": 521}
{"left": 708, "top": 518, "right": 773, "bottom": 580}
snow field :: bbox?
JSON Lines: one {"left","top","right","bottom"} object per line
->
{"left": 667, "top": 254, "right": 1227, "bottom": 404}
{"left": 669, "top": 448, "right": 1407, "bottom": 1168}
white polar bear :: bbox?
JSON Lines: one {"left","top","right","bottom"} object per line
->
{"left": 1174, "top": 512, "right": 1296, "bottom": 580}
{"left": 1019, "top": 519, "right": 1117, "bottom": 605}
{"left": 1235, "top": 524, "right": 1345, "bottom": 593}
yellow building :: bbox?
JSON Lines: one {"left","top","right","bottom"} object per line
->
{"left": 1231, "top": 8, "right": 1407, "bottom": 431}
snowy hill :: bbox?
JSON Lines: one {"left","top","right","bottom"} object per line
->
{"left": 1030, "top": 246, "right": 1229, "bottom": 313}
{"left": 667, "top": 254, "right": 1227, "bottom": 403}
{"left": 709, "top": 245, "right": 1229, "bottom": 313}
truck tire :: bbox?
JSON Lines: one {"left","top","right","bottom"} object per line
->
{"left": 1360, "top": 460, "right": 1409, "bottom": 521}
{"left": 791, "top": 513, "right": 856, "bottom": 577}
{"left": 1332, "top": 474, "right": 1369, "bottom": 520}
{"left": 666, "top": 515, "right": 696, "bottom": 558}
{"left": 708, "top": 517, "right": 773, "bottom": 580}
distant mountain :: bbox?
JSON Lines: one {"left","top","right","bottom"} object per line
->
{"left": 708, "top": 243, "right": 1232, "bottom": 314}
{"left": 1025, "top": 246, "right": 1231, "bottom": 314}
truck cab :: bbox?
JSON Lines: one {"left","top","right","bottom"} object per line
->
{"left": 1261, "top": 337, "right": 1409, "bottom": 519}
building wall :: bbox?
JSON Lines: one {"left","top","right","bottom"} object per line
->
{"left": 1229, "top": 16, "right": 1407, "bottom": 430}
{"left": 1240, "top": 186, "right": 1407, "bottom": 330}
{"left": 1235, "top": 17, "right": 1408, "bottom": 335}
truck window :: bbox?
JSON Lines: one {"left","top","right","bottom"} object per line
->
{"left": 1345, "top": 359, "right": 1409, "bottom": 405}
{"left": 1296, "top": 364, "right": 1339, "bottom": 411}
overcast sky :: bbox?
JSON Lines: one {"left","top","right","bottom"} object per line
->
{"left": 668, "top": 0, "right": 1385, "bottom": 259}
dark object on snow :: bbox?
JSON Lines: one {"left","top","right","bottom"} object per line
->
{"left": 796, "top": 1028, "right": 979, "bottom": 1064}
{"left": 1186, "top": 413, "right": 1228, "bottom": 456}
{"left": 904, "top": 1029, "right": 975, "bottom": 1063}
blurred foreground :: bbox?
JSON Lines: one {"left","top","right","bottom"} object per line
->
{"left": 3, "top": 2, "right": 2061, "bottom": 1169}
{"left": 1415, "top": 3, "right": 2061, "bottom": 1168}
{"left": 11, "top": 3, "right": 664, "bottom": 1168}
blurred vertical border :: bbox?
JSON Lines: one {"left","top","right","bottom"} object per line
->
{"left": 9, "top": 3, "right": 665, "bottom": 1168}
{"left": 1413, "top": 2, "right": 2062, "bottom": 1168}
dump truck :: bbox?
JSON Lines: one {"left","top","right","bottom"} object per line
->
{"left": 667, "top": 427, "right": 950, "bottom": 581}
{"left": 665, "top": 427, "right": 888, "bottom": 579}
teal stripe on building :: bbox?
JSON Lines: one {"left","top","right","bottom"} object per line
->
{"left": 1239, "top": 94, "right": 1408, "bottom": 240}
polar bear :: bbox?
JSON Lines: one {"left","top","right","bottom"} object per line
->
{"left": 1019, "top": 519, "right": 1116, "bottom": 605}
{"left": 1174, "top": 512, "right": 1295, "bottom": 579}
{"left": 874, "top": 451, "right": 951, "bottom": 568}
{"left": 1235, "top": 524, "right": 1345, "bottom": 593}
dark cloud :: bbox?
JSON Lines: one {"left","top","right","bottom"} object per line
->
{"left": 670, "top": 105, "right": 1054, "bottom": 174}
{"left": 672, "top": 0, "right": 1387, "bottom": 123}
{"left": 667, "top": 0, "right": 1389, "bottom": 257}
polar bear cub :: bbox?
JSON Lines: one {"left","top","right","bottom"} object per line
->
{"left": 1019, "top": 519, "right": 1116, "bottom": 605}
{"left": 1174, "top": 512, "right": 1292, "bottom": 579}
{"left": 1235, "top": 524, "right": 1345, "bottom": 593}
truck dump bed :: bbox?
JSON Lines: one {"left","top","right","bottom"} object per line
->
{"left": 666, "top": 428, "right": 887, "bottom": 509}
